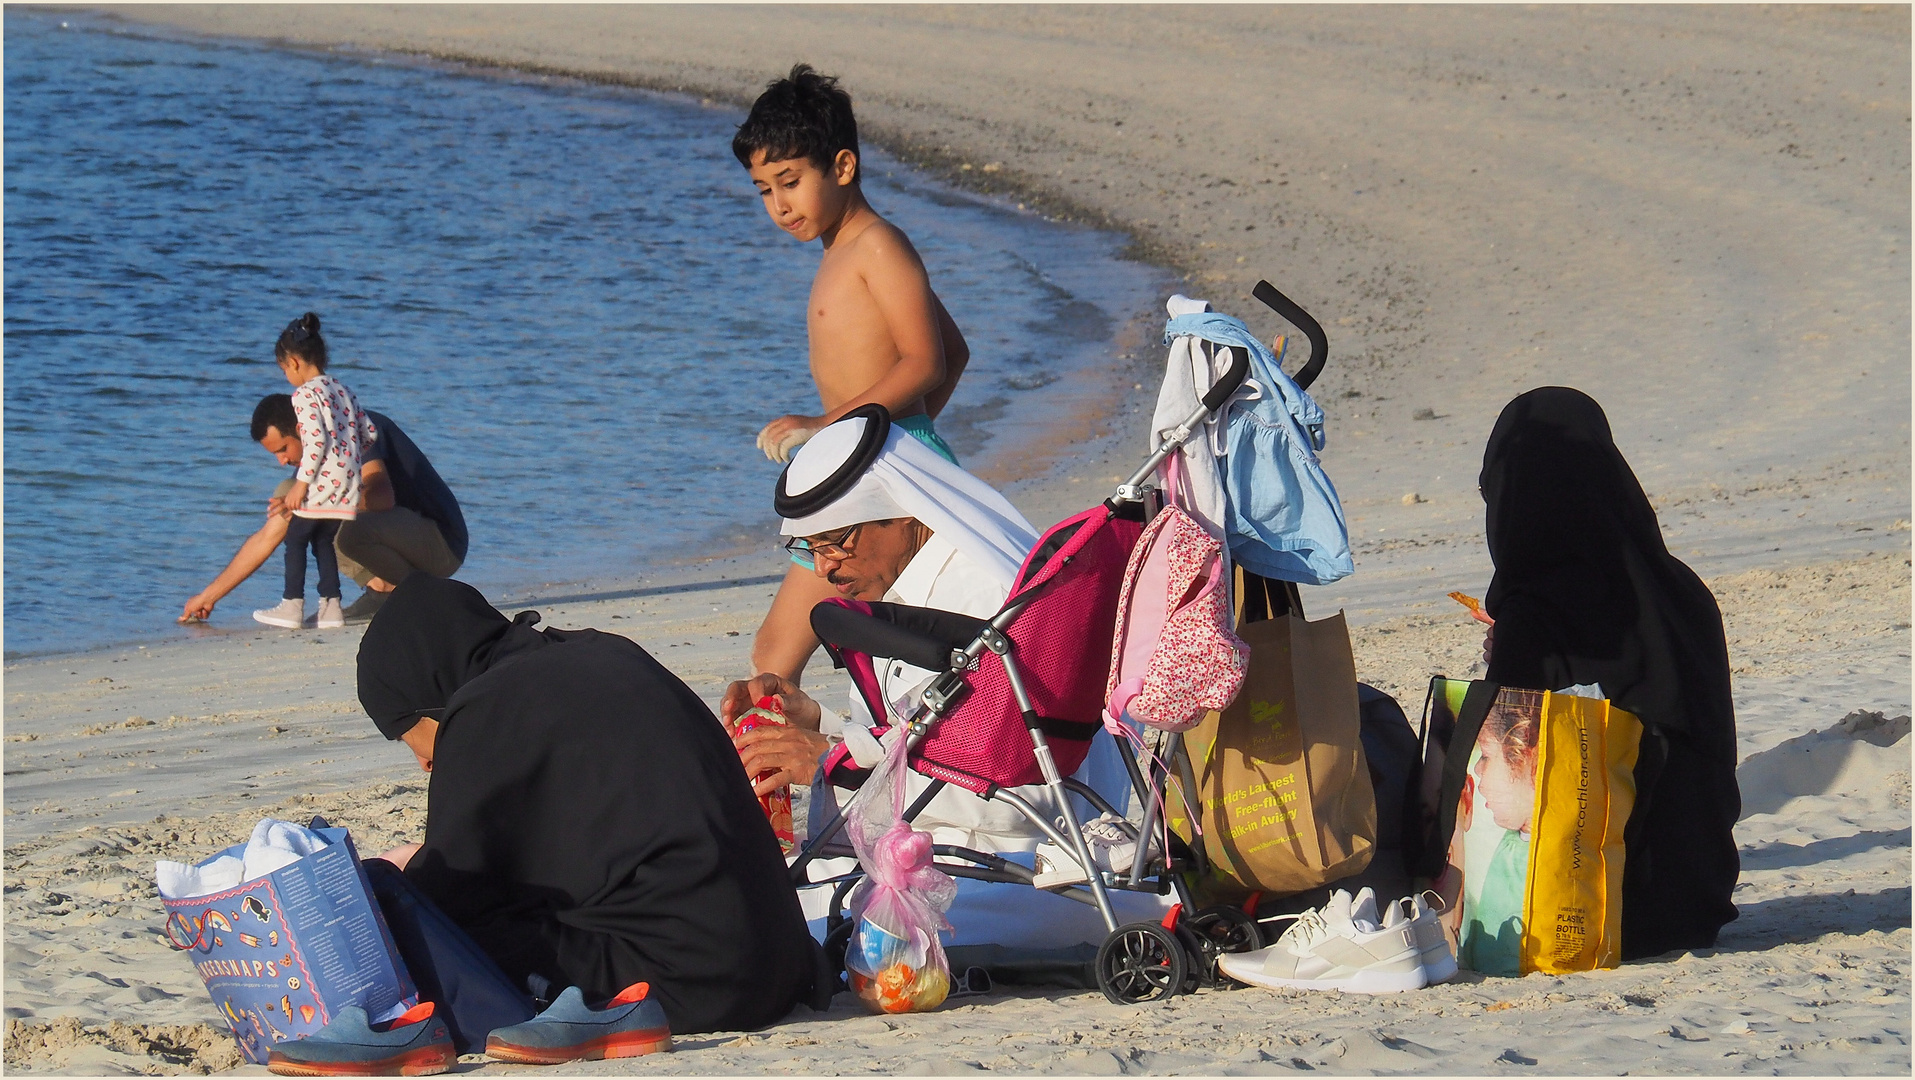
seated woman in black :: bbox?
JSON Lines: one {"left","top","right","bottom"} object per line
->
{"left": 1479, "top": 387, "right": 1740, "bottom": 959}
{"left": 356, "top": 575, "right": 819, "bottom": 1033}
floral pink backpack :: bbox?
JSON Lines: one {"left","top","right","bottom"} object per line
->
{"left": 1104, "top": 499, "right": 1249, "bottom": 732}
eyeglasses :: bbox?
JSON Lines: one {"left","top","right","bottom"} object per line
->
{"left": 783, "top": 522, "right": 866, "bottom": 563}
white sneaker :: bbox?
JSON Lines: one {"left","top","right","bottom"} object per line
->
{"left": 1402, "top": 891, "right": 1458, "bottom": 984}
{"left": 1218, "top": 889, "right": 1427, "bottom": 993}
{"left": 253, "top": 598, "right": 306, "bottom": 629}
{"left": 1031, "top": 813, "right": 1154, "bottom": 888}
{"left": 316, "top": 597, "right": 346, "bottom": 629}
{"left": 1349, "top": 886, "right": 1381, "bottom": 927}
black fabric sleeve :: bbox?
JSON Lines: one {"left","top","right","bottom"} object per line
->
{"left": 1484, "top": 593, "right": 1568, "bottom": 691}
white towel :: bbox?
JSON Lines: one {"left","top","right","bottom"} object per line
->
{"left": 1153, "top": 296, "right": 1240, "bottom": 541}
{"left": 154, "top": 854, "right": 245, "bottom": 901}
{"left": 154, "top": 818, "right": 331, "bottom": 899}
{"left": 242, "top": 818, "right": 329, "bottom": 879}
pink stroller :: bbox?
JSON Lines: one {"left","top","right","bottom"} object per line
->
{"left": 790, "top": 281, "right": 1329, "bottom": 1004}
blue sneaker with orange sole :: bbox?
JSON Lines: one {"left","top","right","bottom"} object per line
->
{"left": 265, "top": 1002, "right": 453, "bottom": 1077}
{"left": 484, "top": 981, "right": 672, "bottom": 1064}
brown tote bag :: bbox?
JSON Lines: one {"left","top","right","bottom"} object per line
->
{"left": 1169, "top": 570, "right": 1376, "bottom": 899}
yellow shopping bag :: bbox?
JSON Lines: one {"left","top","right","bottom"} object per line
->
{"left": 1421, "top": 679, "right": 1641, "bottom": 975}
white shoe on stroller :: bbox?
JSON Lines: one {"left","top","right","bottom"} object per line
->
{"left": 1031, "top": 813, "right": 1157, "bottom": 889}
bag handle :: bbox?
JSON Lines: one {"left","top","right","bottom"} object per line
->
{"left": 1425, "top": 680, "right": 1500, "bottom": 878}
{"left": 1158, "top": 442, "right": 1188, "bottom": 515}
{"left": 163, "top": 909, "right": 211, "bottom": 952}
{"left": 1233, "top": 566, "right": 1304, "bottom": 626}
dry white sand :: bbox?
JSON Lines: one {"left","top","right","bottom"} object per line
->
{"left": 7, "top": 4, "right": 1909, "bottom": 1075}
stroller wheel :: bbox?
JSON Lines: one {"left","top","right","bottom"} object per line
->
{"left": 1095, "top": 922, "right": 1188, "bottom": 1005}
{"left": 1190, "top": 905, "right": 1263, "bottom": 954}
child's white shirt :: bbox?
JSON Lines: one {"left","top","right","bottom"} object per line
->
{"left": 291, "top": 374, "right": 377, "bottom": 520}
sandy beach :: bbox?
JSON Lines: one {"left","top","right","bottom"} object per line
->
{"left": 6, "top": 5, "right": 1909, "bottom": 1074}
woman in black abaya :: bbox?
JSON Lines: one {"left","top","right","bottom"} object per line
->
{"left": 1480, "top": 387, "right": 1740, "bottom": 959}
{"left": 356, "top": 575, "right": 819, "bottom": 1033}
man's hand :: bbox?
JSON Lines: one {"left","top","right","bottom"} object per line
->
{"left": 719, "top": 672, "right": 823, "bottom": 733}
{"left": 757, "top": 415, "right": 819, "bottom": 463}
{"left": 266, "top": 493, "right": 291, "bottom": 521}
{"left": 734, "top": 724, "right": 833, "bottom": 796}
{"left": 283, "top": 480, "right": 308, "bottom": 512}
{"left": 180, "top": 593, "right": 216, "bottom": 623}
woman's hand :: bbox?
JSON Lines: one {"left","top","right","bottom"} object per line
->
{"left": 719, "top": 673, "right": 822, "bottom": 733}
{"left": 734, "top": 724, "right": 832, "bottom": 796}
{"left": 377, "top": 843, "right": 422, "bottom": 871}
{"left": 1481, "top": 624, "right": 1495, "bottom": 667}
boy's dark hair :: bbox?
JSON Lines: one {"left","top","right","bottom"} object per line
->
{"left": 251, "top": 393, "right": 297, "bottom": 442}
{"left": 275, "top": 311, "right": 328, "bottom": 371}
{"left": 732, "top": 64, "right": 860, "bottom": 182}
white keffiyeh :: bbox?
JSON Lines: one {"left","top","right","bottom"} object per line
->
{"left": 779, "top": 415, "right": 1038, "bottom": 592}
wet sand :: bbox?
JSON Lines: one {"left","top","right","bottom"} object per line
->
{"left": 7, "top": 4, "right": 1909, "bottom": 1075}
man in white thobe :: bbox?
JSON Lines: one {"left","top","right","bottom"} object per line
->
{"left": 720, "top": 407, "right": 1168, "bottom": 947}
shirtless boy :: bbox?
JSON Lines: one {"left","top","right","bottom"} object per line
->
{"left": 733, "top": 64, "right": 971, "bottom": 679}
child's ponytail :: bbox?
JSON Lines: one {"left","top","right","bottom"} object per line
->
{"left": 275, "top": 312, "right": 329, "bottom": 371}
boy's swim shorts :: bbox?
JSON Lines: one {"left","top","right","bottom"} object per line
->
{"left": 788, "top": 416, "right": 958, "bottom": 570}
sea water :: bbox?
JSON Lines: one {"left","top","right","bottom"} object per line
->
{"left": 3, "top": 12, "right": 1160, "bottom": 657}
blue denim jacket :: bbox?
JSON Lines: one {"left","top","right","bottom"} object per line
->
{"left": 1163, "top": 312, "right": 1354, "bottom": 586}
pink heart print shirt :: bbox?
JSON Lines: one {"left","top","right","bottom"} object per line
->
{"left": 291, "top": 374, "right": 377, "bottom": 520}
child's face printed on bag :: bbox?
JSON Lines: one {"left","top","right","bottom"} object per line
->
{"left": 1474, "top": 750, "right": 1534, "bottom": 834}
{"left": 748, "top": 149, "right": 858, "bottom": 243}
{"left": 1473, "top": 703, "right": 1538, "bottom": 834}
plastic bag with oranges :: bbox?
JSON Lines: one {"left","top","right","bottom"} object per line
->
{"left": 842, "top": 729, "right": 956, "bottom": 1013}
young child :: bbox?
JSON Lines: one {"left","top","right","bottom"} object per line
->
{"left": 252, "top": 312, "right": 377, "bottom": 630}
{"left": 732, "top": 63, "right": 973, "bottom": 679}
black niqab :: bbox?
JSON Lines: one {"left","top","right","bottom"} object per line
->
{"left": 1480, "top": 387, "right": 1739, "bottom": 958}
{"left": 356, "top": 576, "right": 818, "bottom": 1032}
{"left": 356, "top": 576, "right": 547, "bottom": 739}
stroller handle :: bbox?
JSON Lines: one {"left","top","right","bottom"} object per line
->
{"left": 1111, "top": 279, "right": 1327, "bottom": 508}
{"left": 1199, "top": 340, "right": 1252, "bottom": 414}
{"left": 1251, "top": 279, "right": 1328, "bottom": 391}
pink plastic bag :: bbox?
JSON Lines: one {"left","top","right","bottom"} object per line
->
{"left": 843, "top": 732, "right": 957, "bottom": 1013}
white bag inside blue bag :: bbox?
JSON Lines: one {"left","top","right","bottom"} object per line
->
{"left": 155, "top": 818, "right": 331, "bottom": 900}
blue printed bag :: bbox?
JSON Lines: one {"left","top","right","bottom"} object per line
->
{"left": 161, "top": 825, "right": 416, "bottom": 1064}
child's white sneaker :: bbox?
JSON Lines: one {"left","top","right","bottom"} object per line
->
{"left": 253, "top": 598, "right": 306, "bottom": 629}
{"left": 316, "top": 597, "right": 346, "bottom": 629}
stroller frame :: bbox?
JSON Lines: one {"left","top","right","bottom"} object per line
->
{"left": 790, "top": 280, "right": 1328, "bottom": 1004}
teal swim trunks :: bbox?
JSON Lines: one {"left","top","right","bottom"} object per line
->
{"left": 892, "top": 413, "right": 959, "bottom": 466}
{"left": 788, "top": 415, "right": 957, "bottom": 569}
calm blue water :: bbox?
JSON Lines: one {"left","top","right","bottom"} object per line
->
{"left": 3, "top": 12, "right": 1159, "bottom": 657}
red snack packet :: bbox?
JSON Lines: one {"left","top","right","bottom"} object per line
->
{"left": 734, "top": 696, "right": 796, "bottom": 853}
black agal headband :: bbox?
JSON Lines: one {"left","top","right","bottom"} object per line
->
{"left": 773, "top": 403, "right": 892, "bottom": 520}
